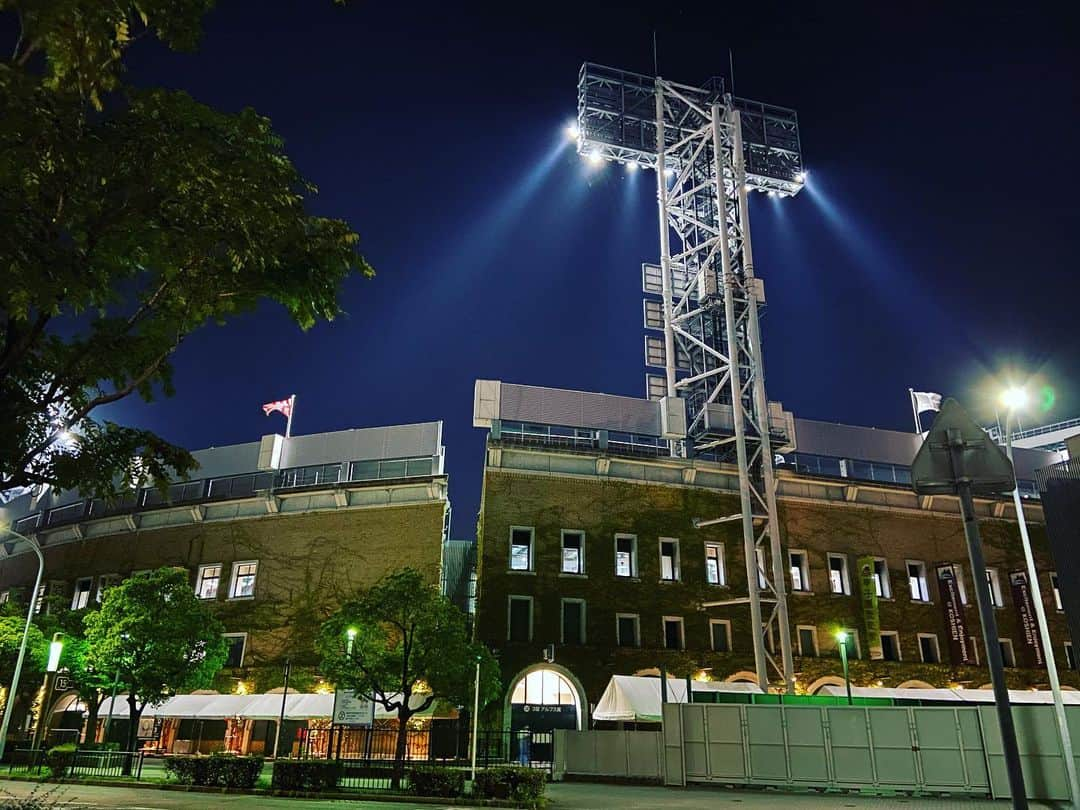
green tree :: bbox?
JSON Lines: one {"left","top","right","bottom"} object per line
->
{"left": 319, "top": 569, "right": 500, "bottom": 788}
{"left": 83, "top": 568, "right": 227, "bottom": 762}
{"left": 0, "top": 0, "right": 373, "bottom": 498}
{"left": 0, "top": 612, "right": 47, "bottom": 722}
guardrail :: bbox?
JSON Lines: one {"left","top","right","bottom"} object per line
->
{"left": 7, "top": 747, "right": 145, "bottom": 779}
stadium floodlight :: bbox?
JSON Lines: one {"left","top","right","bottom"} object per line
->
{"left": 576, "top": 61, "right": 805, "bottom": 694}
{"left": 1000, "top": 386, "right": 1029, "bottom": 412}
{"left": 586, "top": 150, "right": 603, "bottom": 166}
{"left": 796, "top": 170, "right": 808, "bottom": 183}
{"left": 626, "top": 162, "right": 638, "bottom": 172}
{"left": 564, "top": 122, "right": 579, "bottom": 140}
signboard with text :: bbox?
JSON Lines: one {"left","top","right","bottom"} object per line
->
{"left": 937, "top": 564, "right": 973, "bottom": 664}
{"left": 1010, "top": 570, "right": 1045, "bottom": 668}
{"left": 332, "top": 690, "right": 374, "bottom": 728}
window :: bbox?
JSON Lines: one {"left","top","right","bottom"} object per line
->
{"left": 907, "top": 560, "right": 929, "bottom": 602}
{"left": 838, "top": 628, "right": 860, "bottom": 659}
{"left": 999, "top": 638, "right": 1016, "bottom": 668}
{"left": 616, "top": 613, "right": 640, "bottom": 647}
{"left": 789, "top": 551, "right": 810, "bottom": 592}
{"left": 797, "top": 626, "right": 818, "bottom": 657}
{"left": 228, "top": 561, "right": 258, "bottom": 599}
{"left": 223, "top": 633, "right": 247, "bottom": 668}
{"left": 561, "top": 599, "right": 586, "bottom": 645}
{"left": 827, "top": 553, "right": 850, "bottom": 595}
{"left": 196, "top": 564, "right": 222, "bottom": 599}
{"left": 95, "top": 574, "right": 119, "bottom": 603}
{"left": 509, "top": 527, "right": 533, "bottom": 571}
{"left": 33, "top": 584, "right": 46, "bottom": 615}
{"left": 71, "top": 577, "right": 93, "bottom": 610}
{"left": 969, "top": 636, "right": 981, "bottom": 666}
{"left": 918, "top": 633, "right": 941, "bottom": 664}
{"left": 952, "top": 565, "right": 969, "bottom": 606}
{"left": 615, "top": 535, "right": 637, "bottom": 578}
{"left": 1066, "top": 642, "right": 1077, "bottom": 671}
{"left": 659, "top": 539, "right": 680, "bottom": 581}
{"left": 705, "top": 543, "right": 725, "bottom": 585}
{"left": 710, "top": 620, "right": 732, "bottom": 652}
{"left": 507, "top": 596, "right": 533, "bottom": 642}
{"left": 871, "top": 558, "right": 891, "bottom": 598}
{"left": 985, "top": 568, "right": 1004, "bottom": 608}
{"left": 663, "top": 617, "right": 685, "bottom": 650}
{"left": 0, "top": 591, "right": 9, "bottom": 605}
{"left": 561, "top": 531, "right": 584, "bottom": 575}
{"left": 880, "top": 631, "right": 901, "bottom": 661}
{"left": 1051, "top": 572, "right": 1063, "bottom": 610}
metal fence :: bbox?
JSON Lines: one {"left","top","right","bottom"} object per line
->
{"left": 8, "top": 747, "right": 145, "bottom": 780}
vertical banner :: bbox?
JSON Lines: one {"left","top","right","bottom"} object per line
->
{"left": 936, "top": 564, "right": 973, "bottom": 664}
{"left": 1009, "top": 570, "right": 1045, "bottom": 668}
{"left": 857, "top": 556, "right": 883, "bottom": 659}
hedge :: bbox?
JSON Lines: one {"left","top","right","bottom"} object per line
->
{"left": 164, "top": 753, "right": 264, "bottom": 788}
{"left": 408, "top": 764, "right": 464, "bottom": 797}
{"left": 45, "top": 744, "right": 77, "bottom": 779}
{"left": 270, "top": 759, "right": 342, "bottom": 792}
{"left": 473, "top": 765, "right": 546, "bottom": 802}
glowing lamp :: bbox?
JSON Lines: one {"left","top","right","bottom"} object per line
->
{"left": 626, "top": 162, "right": 638, "bottom": 172}
{"left": 46, "top": 634, "right": 63, "bottom": 673}
{"left": 564, "top": 122, "right": 579, "bottom": 140}
{"left": 586, "top": 151, "right": 603, "bottom": 166}
{"left": 1000, "top": 387, "right": 1029, "bottom": 412}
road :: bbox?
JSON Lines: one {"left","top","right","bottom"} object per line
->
{"left": 0, "top": 780, "right": 1059, "bottom": 808}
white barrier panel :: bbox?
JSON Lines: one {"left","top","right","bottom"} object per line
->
{"left": 552, "top": 730, "right": 664, "bottom": 782}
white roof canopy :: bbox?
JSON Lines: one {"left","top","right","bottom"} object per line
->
{"left": 593, "top": 675, "right": 760, "bottom": 723}
{"left": 818, "top": 685, "right": 1080, "bottom": 705}
{"left": 98, "top": 692, "right": 438, "bottom": 720}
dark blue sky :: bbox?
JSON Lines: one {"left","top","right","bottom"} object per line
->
{"left": 99, "top": 1, "right": 1078, "bottom": 538}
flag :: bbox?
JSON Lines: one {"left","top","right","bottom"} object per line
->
{"left": 911, "top": 391, "right": 942, "bottom": 414}
{"left": 262, "top": 397, "right": 294, "bottom": 419}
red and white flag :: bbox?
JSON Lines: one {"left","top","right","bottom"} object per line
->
{"left": 262, "top": 397, "right": 294, "bottom": 418}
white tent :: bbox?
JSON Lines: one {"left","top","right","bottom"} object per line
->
{"left": 98, "top": 691, "right": 441, "bottom": 720}
{"left": 816, "top": 685, "right": 1080, "bottom": 705}
{"left": 593, "top": 675, "right": 760, "bottom": 723}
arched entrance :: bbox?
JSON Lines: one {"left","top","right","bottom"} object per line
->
{"left": 504, "top": 664, "right": 587, "bottom": 733}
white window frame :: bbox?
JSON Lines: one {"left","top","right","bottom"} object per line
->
{"left": 222, "top": 632, "right": 248, "bottom": 668}
{"left": 1066, "top": 641, "right": 1077, "bottom": 671}
{"left": 95, "top": 574, "right": 119, "bottom": 603}
{"left": 71, "top": 577, "right": 93, "bottom": 610}
{"left": 789, "top": 550, "right": 810, "bottom": 592}
{"left": 907, "top": 560, "right": 930, "bottom": 602}
{"left": 796, "top": 625, "right": 819, "bottom": 657}
{"left": 872, "top": 558, "right": 891, "bottom": 599}
{"left": 33, "top": 583, "right": 46, "bottom": 615}
{"left": 560, "top": 529, "right": 585, "bottom": 575}
{"left": 228, "top": 560, "right": 259, "bottom": 600}
{"left": 838, "top": 627, "right": 861, "bottom": 659}
{"left": 196, "top": 563, "right": 223, "bottom": 600}
{"left": 704, "top": 542, "right": 725, "bottom": 586}
{"left": 827, "top": 553, "right": 850, "bottom": 595}
{"left": 560, "top": 598, "right": 587, "bottom": 645}
{"left": 659, "top": 537, "right": 681, "bottom": 582}
{"left": 662, "top": 616, "right": 685, "bottom": 650}
{"left": 985, "top": 568, "right": 1004, "bottom": 608}
{"left": 880, "top": 630, "right": 902, "bottom": 661}
{"left": 709, "top": 619, "right": 732, "bottom": 653}
{"left": 1051, "top": 572, "right": 1063, "bottom": 611}
{"left": 615, "top": 534, "right": 637, "bottom": 579}
{"left": 999, "top": 638, "right": 1016, "bottom": 668}
{"left": 616, "top": 612, "right": 640, "bottom": 648}
{"left": 507, "top": 595, "right": 534, "bottom": 642}
{"left": 917, "top": 633, "right": 941, "bottom": 664}
{"left": 509, "top": 526, "right": 534, "bottom": 572}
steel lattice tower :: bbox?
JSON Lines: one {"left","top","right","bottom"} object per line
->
{"left": 576, "top": 64, "right": 804, "bottom": 691}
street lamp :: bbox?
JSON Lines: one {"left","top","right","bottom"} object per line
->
{"left": 0, "top": 529, "right": 45, "bottom": 761}
{"left": 345, "top": 627, "right": 357, "bottom": 658}
{"left": 470, "top": 652, "right": 482, "bottom": 783}
{"left": 32, "top": 633, "right": 64, "bottom": 751}
{"left": 835, "top": 631, "right": 852, "bottom": 705}
{"left": 999, "top": 385, "right": 1080, "bottom": 805}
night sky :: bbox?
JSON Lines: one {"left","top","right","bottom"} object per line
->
{"left": 86, "top": 2, "right": 1080, "bottom": 538}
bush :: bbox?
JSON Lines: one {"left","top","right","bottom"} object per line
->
{"left": 409, "top": 764, "right": 464, "bottom": 797}
{"left": 164, "top": 753, "right": 264, "bottom": 789}
{"left": 44, "top": 744, "right": 76, "bottom": 779}
{"left": 473, "top": 766, "right": 546, "bottom": 803}
{"left": 270, "top": 759, "right": 342, "bottom": 792}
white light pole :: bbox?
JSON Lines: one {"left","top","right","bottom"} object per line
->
{"left": 0, "top": 529, "right": 44, "bottom": 761}
{"left": 470, "top": 654, "right": 481, "bottom": 783}
{"left": 1001, "top": 386, "right": 1080, "bottom": 807}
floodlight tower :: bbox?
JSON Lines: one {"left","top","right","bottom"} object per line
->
{"left": 576, "top": 63, "right": 805, "bottom": 692}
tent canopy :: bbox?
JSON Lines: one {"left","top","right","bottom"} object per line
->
{"left": 817, "top": 685, "right": 1080, "bottom": 705}
{"left": 98, "top": 692, "right": 438, "bottom": 720}
{"left": 593, "top": 675, "right": 760, "bottom": 723}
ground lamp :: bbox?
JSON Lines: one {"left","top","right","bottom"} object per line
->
{"left": 912, "top": 398, "right": 1028, "bottom": 809}
{"left": 32, "top": 633, "right": 64, "bottom": 751}
{"left": 999, "top": 385, "right": 1079, "bottom": 807}
{"left": 835, "top": 631, "right": 852, "bottom": 705}
{"left": 0, "top": 529, "right": 45, "bottom": 761}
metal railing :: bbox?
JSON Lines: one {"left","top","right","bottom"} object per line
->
{"left": 7, "top": 747, "right": 145, "bottom": 780}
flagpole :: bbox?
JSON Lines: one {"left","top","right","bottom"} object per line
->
{"left": 908, "top": 389, "right": 921, "bottom": 434}
{"left": 285, "top": 395, "right": 295, "bottom": 439}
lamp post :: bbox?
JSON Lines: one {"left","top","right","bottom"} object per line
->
{"left": 470, "top": 653, "right": 481, "bottom": 783}
{"left": 1000, "top": 386, "right": 1080, "bottom": 807}
{"left": 32, "top": 633, "right": 64, "bottom": 751}
{"left": 0, "top": 529, "right": 45, "bottom": 761}
{"left": 836, "top": 631, "right": 852, "bottom": 705}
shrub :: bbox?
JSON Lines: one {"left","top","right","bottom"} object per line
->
{"left": 270, "top": 759, "right": 342, "bottom": 792}
{"left": 473, "top": 765, "right": 546, "bottom": 803}
{"left": 409, "top": 764, "right": 464, "bottom": 797}
{"left": 164, "top": 753, "right": 263, "bottom": 789}
{"left": 44, "top": 744, "right": 76, "bottom": 779}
